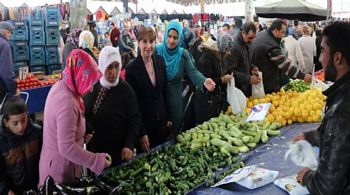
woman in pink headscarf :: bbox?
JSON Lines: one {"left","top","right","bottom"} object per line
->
{"left": 39, "top": 49, "right": 111, "bottom": 186}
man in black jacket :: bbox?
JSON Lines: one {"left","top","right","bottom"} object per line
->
{"left": 294, "top": 21, "right": 350, "bottom": 195}
{"left": 249, "top": 19, "right": 312, "bottom": 93}
{"left": 225, "top": 21, "right": 261, "bottom": 96}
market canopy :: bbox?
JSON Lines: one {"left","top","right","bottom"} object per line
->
{"left": 255, "top": 0, "right": 327, "bottom": 21}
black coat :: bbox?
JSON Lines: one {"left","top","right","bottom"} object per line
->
{"left": 0, "top": 121, "right": 42, "bottom": 194}
{"left": 84, "top": 80, "right": 141, "bottom": 165}
{"left": 125, "top": 54, "right": 171, "bottom": 147}
{"left": 193, "top": 47, "right": 223, "bottom": 124}
{"left": 303, "top": 72, "right": 350, "bottom": 194}
{"left": 225, "top": 33, "right": 255, "bottom": 96}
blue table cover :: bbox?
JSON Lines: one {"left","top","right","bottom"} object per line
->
{"left": 193, "top": 122, "right": 320, "bottom": 195}
{"left": 21, "top": 85, "right": 52, "bottom": 114}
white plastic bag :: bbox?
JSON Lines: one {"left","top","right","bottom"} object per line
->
{"left": 227, "top": 78, "right": 246, "bottom": 114}
{"left": 285, "top": 140, "right": 318, "bottom": 170}
{"left": 310, "top": 78, "right": 329, "bottom": 91}
{"left": 274, "top": 175, "right": 310, "bottom": 195}
{"left": 252, "top": 71, "right": 265, "bottom": 99}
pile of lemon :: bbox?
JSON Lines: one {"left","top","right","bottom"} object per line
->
{"left": 244, "top": 88, "right": 326, "bottom": 126}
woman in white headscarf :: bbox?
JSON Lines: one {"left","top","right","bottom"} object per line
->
{"left": 84, "top": 46, "right": 141, "bottom": 165}
{"left": 79, "top": 30, "right": 97, "bottom": 62}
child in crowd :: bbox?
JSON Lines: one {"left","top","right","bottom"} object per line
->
{"left": 0, "top": 97, "right": 42, "bottom": 195}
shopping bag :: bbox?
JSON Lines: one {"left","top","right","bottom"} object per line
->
{"left": 252, "top": 71, "right": 265, "bottom": 99}
{"left": 311, "top": 64, "right": 329, "bottom": 91}
{"left": 227, "top": 78, "right": 246, "bottom": 114}
{"left": 285, "top": 140, "right": 318, "bottom": 170}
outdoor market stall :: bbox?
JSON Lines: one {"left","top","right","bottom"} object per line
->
{"left": 193, "top": 122, "right": 320, "bottom": 194}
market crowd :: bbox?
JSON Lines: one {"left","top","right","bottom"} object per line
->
{"left": 1, "top": 16, "right": 350, "bottom": 195}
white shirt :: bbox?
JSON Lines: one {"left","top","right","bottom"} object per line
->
{"left": 283, "top": 35, "right": 305, "bottom": 70}
{"left": 298, "top": 35, "right": 316, "bottom": 74}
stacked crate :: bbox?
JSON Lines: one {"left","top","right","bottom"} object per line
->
{"left": 29, "top": 8, "right": 46, "bottom": 73}
{"left": 44, "top": 5, "right": 61, "bottom": 75}
{"left": 9, "top": 20, "right": 29, "bottom": 76}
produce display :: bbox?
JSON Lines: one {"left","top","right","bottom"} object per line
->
{"left": 101, "top": 113, "right": 283, "bottom": 194}
{"left": 176, "top": 113, "right": 282, "bottom": 154}
{"left": 282, "top": 79, "right": 310, "bottom": 92}
{"left": 16, "top": 74, "right": 57, "bottom": 90}
{"left": 102, "top": 144, "right": 243, "bottom": 195}
{"left": 244, "top": 88, "right": 326, "bottom": 126}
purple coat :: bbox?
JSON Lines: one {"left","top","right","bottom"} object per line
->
{"left": 0, "top": 34, "right": 16, "bottom": 98}
{"left": 39, "top": 81, "right": 107, "bottom": 185}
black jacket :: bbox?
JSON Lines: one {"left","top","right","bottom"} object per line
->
{"left": 225, "top": 33, "right": 255, "bottom": 96}
{"left": 194, "top": 46, "right": 223, "bottom": 123}
{"left": 303, "top": 72, "right": 350, "bottom": 195}
{"left": 0, "top": 121, "right": 42, "bottom": 195}
{"left": 84, "top": 80, "right": 141, "bottom": 165}
{"left": 125, "top": 54, "right": 171, "bottom": 147}
{"left": 249, "top": 30, "right": 305, "bottom": 93}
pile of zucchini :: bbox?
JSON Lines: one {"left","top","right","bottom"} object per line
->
{"left": 100, "top": 113, "right": 282, "bottom": 194}
{"left": 101, "top": 144, "right": 243, "bottom": 194}
{"left": 176, "top": 113, "right": 282, "bottom": 154}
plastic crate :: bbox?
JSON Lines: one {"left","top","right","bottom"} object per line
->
{"left": 9, "top": 20, "right": 28, "bottom": 41}
{"left": 10, "top": 41, "right": 29, "bottom": 62}
{"left": 14, "top": 61, "right": 28, "bottom": 69}
{"left": 30, "top": 46, "right": 45, "bottom": 66}
{"left": 45, "top": 46, "right": 60, "bottom": 65}
{"left": 29, "top": 65, "right": 46, "bottom": 73}
{"left": 45, "top": 6, "right": 60, "bottom": 27}
{"left": 29, "top": 26, "right": 45, "bottom": 46}
{"left": 46, "top": 64, "right": 61, "bottom": 75}
{"left": 29, "top": 8, "right": 44, "bottom": 26}
{"left": 45, "top": 26, "right": 60, "bottom": 45}
{"left": 11, "top": 20, "right": 28, "bottom": 28}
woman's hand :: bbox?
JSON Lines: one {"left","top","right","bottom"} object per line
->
{"left": 84, "top": 133, "right": 93, "bottom": 144}
{"left": 139, "top": 135, "right": 150, "bottom": 152}
{"left": 221, "top": 74, "right": 233, "bottom": 84}
{"left": 105, "top": 154, "right": 112, "bottom": 168}
{"left": 121, "top": 147, "right": 134, "bottom": 161}
{"left": 204, "top": 78, "right": 216, "bottom": 92}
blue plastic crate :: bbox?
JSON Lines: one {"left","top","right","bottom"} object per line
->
{"left": 46, "top": 64, "right": 61, "bottom": 75}
{"left": 29, "top": 65, "right": 46, "bottom": 73}
{"left": 13, "top": 61, "right": 28, "bottom": 69}
{"left": 45, "top": 6, "right": 60, "bottom": 27}
{"left": 29, "top": 8, "right": 44, "bottom": 26}
{"left": 30, "top": 46, "right": 45, "bottom": 66}
{"left": 10, "top": 41, "right": 29, "bottom": 62}
{"left": 45, "top": 26, "right": 60, "bottom": 45}
{"left": 11, "top": 20, "right": 28, "bottom": 28}
{"left": 29, "top": 26, "right": 45, "bottom": 45}
{"left": 45, "top": 46, "right": 60, "bottom": 65}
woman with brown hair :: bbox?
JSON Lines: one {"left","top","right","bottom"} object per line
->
{"left": 126, "top": 26, "right": 172, "bottom": 152}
